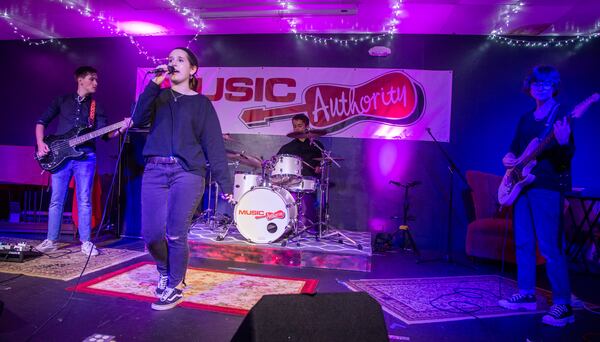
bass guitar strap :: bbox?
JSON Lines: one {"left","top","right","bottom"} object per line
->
{"left": 88, "top": 99, "right": 96, "bottom": 126}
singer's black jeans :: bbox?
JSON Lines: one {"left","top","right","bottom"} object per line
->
{"left": 141, "top": 161, "right": 204, "bottom": 288}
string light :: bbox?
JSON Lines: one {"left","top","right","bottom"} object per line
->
{"left": 489, "top": 1, "right": 600, "bottom": 48}
{"left": 294, "top": 1, "right": 401, "bottom": 47}
{"left": 163, "top": 0, "right": 207, "bottom": 48}
{"left": 1, "top": 10, "right": 67, "bottom": 49}
{"left": 52, "top": 0, "right": 164, "bottom": 63}
{"left": 296, "top": 33, "right": 393, "bottom": 47}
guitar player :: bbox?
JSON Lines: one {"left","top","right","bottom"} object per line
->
{"left": 34, "top": 66, "right": 130, "bottom": 256}
{"left": 497, "top": 65, "right": 575, "bottom": 327}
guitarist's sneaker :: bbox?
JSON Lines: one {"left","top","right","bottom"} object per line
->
{"left": 498, "top": 293, "right": 537, "bottom": 311}
{"left": 81, "top": 241, "right": 99, "bottom": 256}
{"left": 35, "top": 239, "right": 58, "bottom": 253}
{"left": 542, "top": 304, "right": 575, "bottom": 327}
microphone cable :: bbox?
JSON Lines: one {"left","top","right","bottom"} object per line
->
{"left": 26, "top": 73, "right": 150, "bottom": 341}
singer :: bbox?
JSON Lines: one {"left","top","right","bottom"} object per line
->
{"left": 131, "top": 47, "right": 234, "bottom": 310}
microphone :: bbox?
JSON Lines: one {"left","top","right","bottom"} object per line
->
{"left": 147, "top": 65, "right": 175, "bottom": 74}
{"left": 389, "top": 180, "right": 401, "bottom": 187}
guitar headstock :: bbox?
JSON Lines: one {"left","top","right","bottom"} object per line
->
{"left": 571, "top": 93, "right": 600, "bottom": 119}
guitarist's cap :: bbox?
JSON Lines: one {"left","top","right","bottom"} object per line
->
{"left": 74, "top": 66, "right": 97, "bottom": 79}
{"left": 523, "top": 65, "right": 561, "bottom": 96}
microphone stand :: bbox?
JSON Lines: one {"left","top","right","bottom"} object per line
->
{"left": 418, "top": 128, "right": 473, "bottom": 267}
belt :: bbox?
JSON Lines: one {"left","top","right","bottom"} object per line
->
{"left": 147, "top": 156, "right": 179, "bottom": 164}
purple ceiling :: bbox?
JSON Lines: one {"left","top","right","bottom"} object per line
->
{"left": 1, "top": 0, "right": 599, "bottom": 40}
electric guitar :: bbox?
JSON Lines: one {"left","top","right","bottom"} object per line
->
{"left": 35, "top": 120, "right": 127, "bottom": 172}
{"left": 498, "top": 93, "right": 599, "bottom": 206}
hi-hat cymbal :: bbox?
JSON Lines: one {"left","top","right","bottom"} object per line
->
{"left": 226, "top": 149, "right": 262, "bottom": 169}
{"left": 286, "top": 129, "right": 328, "bottom": 140}
{"left": 312, "top": 157, "right": 345, "bottom": 161}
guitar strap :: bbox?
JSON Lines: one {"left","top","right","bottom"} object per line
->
{"left": 539, "top": 103, "right": 560, "bottom": 139}
{"left": 88, "top": 99, "right": 96, "bottom": 126}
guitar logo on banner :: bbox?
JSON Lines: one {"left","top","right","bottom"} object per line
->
{"left": 239, "top": 71, "right": 426, "bottom": 132}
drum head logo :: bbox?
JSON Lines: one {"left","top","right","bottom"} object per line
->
{"left": 237, "top": 209, "right": 286, "bottom": 221}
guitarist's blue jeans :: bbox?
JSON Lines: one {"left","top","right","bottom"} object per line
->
{"left": 141, "top": 161, "right": 205, "bottom": 288}
{"left": 514, "top": 189, "right": 571, "bottom": 305}
{"left": 47, "top": 154, "right": 96, "bottom": 242}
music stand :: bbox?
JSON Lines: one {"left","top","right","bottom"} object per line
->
{"left": 417, "top": 128, "right": 473, "bottom": 267}
{"left": 389, "top": 180, "right": 421, "bottom": 259}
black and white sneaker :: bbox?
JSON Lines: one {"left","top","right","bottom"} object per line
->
{"left": 542, "top": 304, "right": 575, "bottom": 327}
{"left": 151, "top": 287, "right": 183, "bottom": 311}
{"left": 498, "top": 293, "right": 537, "bottom": 311}
{"left": 155, "top": 274, "right": 168, "bottom": 298}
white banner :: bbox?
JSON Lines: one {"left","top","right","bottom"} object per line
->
{"left": 136, "top": 67, "right": 452, "bottom": 141}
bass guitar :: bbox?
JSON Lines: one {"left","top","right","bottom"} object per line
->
{"left": 35, "top": 120, "right": 127, "bottom": 172}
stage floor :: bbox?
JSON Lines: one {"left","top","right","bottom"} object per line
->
{"left": 1, "top": 231, "right": 599, "bottom": 342}
{"left": 188, "top": 222, "right": 372, "bottom": 272}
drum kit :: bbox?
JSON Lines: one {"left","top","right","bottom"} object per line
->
{"left": 200, "top": 130, "right": 362, "bottom": 250}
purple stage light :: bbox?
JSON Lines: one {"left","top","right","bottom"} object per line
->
{"left": 117, "top": 21, "right": 167, "bottom": 36}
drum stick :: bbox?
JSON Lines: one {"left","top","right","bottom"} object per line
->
{"left": 301, "top": 160, "right": 315, "bottom": 170}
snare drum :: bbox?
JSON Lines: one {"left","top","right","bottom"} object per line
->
{"left": 270, "top": 154, "right": 302, "bottom": 186}
{"left": 233, "top": 172, "right": 262, "bottom": 202}
{"left": 286, "top": 176, "right": 318, "bottom": 193}
{"left": 234, "top": 186, "right": 298, "bottom": 243}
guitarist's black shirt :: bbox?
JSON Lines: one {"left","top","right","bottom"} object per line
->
{"left": 508, "top": 106, "right": 575, "bottom": 192}
{"left": 132, "top": 82, "right": 233, "bottom": 194}
{"left": 37, "top": 94, "right": 108, "bottom": 153}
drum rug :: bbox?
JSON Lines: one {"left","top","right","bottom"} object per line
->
{"left": 0, "top": 238, "right": 146, "bottom": 281}
{"left": 345, "top": 275, "right": 589, "bottom": 324}
{"left": 68, "top": 261, "right": 318, "bottom": 315}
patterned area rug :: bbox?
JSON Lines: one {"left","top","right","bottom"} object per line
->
{"left": 347, "top": 275, "right": 557, "bottom": 324}
{"left": 0, "top": 238, "right": 146, "bottom": 281}
{"left": 69, "top": 261, "right": 318, "bottom": 315}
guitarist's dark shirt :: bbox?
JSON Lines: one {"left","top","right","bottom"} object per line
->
{"left": 132, "top": 82, "right": 233, "bottom": 194}
{"left": 37, "top": 94, "right": 108, "bottom": 153}
{"left": 508, "top": 105, "right": 575, "bottom": 193}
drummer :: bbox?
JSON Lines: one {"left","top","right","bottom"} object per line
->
{"left": 277, "top": 114, "right": 323, "bottom": 227}
{"left": 277, "top": 114, "right": 323, "bottom": 177}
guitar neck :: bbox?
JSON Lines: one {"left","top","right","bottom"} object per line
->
{"left": 517, "top": 93, "right": 598, "bottom": 167}
{"left": 68, "top": 120, "right": 124, "bottom": 147}
{"left": 521, "top": 125, "right": 561, "bottom": 165}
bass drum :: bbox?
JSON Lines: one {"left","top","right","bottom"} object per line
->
{"left": 234, "top": 186, "right": 297, "bottom": 243}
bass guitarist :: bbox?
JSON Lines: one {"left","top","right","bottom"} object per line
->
{"left": 34, "top": 66, "right": 130, "bottom": 256}
{"left": 498, "top": 65, "right": 575, "bottom": 327}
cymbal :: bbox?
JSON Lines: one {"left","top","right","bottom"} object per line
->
{"left": 312, "top": 157, "right": 344, "bottom": 161}
{"left": 286, "top": 129, "right": 327, "bottom": 140}
{"left": 226, "top": 149, "right": 262, "bottom": 169}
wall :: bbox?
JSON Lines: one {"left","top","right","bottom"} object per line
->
{"left": 1, "top": 34, "right": 599, "bottom": 250}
